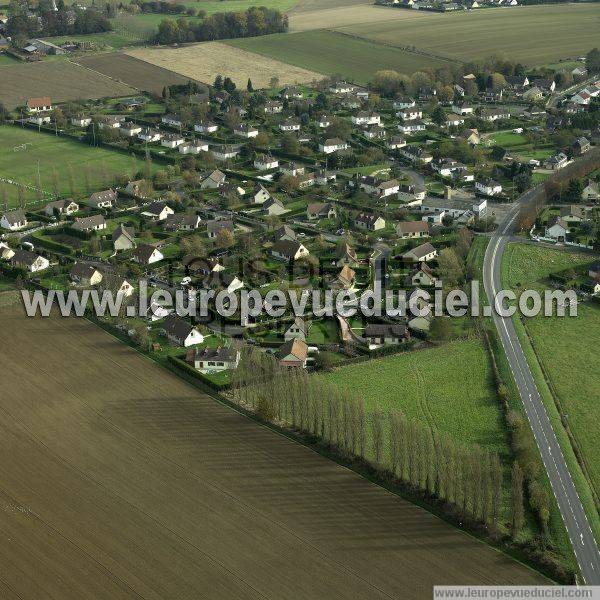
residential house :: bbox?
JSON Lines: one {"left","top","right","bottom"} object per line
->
{"left": 194, "top": 120, "right": 218, "bottom": 134}
{"left": 188, "top": 346, "right": 240, "bottom": 373}
{"left": 87, "top": 189, "right": 116, "bottom": 209}
{"left": 163, "top": 213, "right": 201, "bottom": 231}
{"left": 71, "top": 115, "right": 91, "bottom": 127}
{"left": 233, "top": 124, "right": 258, "bottom": 138}
{"left": 336, "top": 243, "right": 359, "bottom": 267}
{"left": 10, "top": 249, "right": 49, "bottom": 272}
{"left": 123, "top": 180, "right": 149, "bottom": 199}
{"left": 387, "top": 136, "right": 406, "bottom": 150}
{"left": 279, "top": 117, "right": 301, "bottom": 132}
{"left": 0, "top": 209, "right": 28, "bottom": 231}
{"left": 352, "top": 111, "right": 381, "bottom": 126}
{"left": 559, "top": 205, "right": 590, "bottom": 223}
{"left": 161, "top": 133, "right": 185, "bottom": 149}
{"left": 275, "top": 225, "right": 297, "bottom": 242}
{"left": 393, "top": 98, "right": 416, "bottom": 110}
{"left": 363, "top": 125, "right": 386, "bottom": 140}
{"left": 480, "top": 108, "right": 511, "bottom": 122}
{"left": 141, "top": 201, "right": 174, "bottom": 221}
{"left": 396, "top": 107, "right": 422, "bottom": 121}
{"left": 275, "top": 338, "right": 309, "bottom": 368}
{"left": 582, "top": 179, "right": 599, "bottom": 201}
{"left": 262, "top": 197, "right": 287, "bottom": 216}
{"left": 284, "top": 317, "right": 310, "bottom": 342}
{"left": 271, "top": 239, "right": 309, "bottom": 261}
{"left": 410, "top": 262, "right": 437, "bottom": 286}
{"left": 112, "top": 224, "right": 136, "bottom": 251}
{"left": 333, "top": 264, "right": 356, "bottom": 290}
{"left": 254, "top": 155, "right": 279, "bottom": 171}
{"left": 396, "top": 221, "right": 429, "bottom": 239}
{"left": 307, "top": 202, "right": 336, "bottom": 220}
{"left": 532, "top": 78, "right": 555, "bottom": 93}
{"left": 280, "top": 162, "right": 305, "bottom": 177}
{"left": 402, "top": 242, "right": 438, "bottom": 262}
{"left": 200, "top": 169, "right": 226, "bottom": 189}
{"left": 522, "top": 86, "right": 543, "bottom": 102}
{"left": 397, "top": 121, "right": 426, "bottom": 134}
{"left": 120, "top": 122, "right": 142, "bottom": 137}
{"left": 356, "top": 213, "right": 386, "bottom": 231}
{"left": 71, "top": 214, "right": 106, "bottom": 232}
{"left": 545, "top": 216, "right": 569, "bottom": 242}
{"left": 355, "top": 175, "right": 399, "bottom": 198}
{"left": 544, "top": 152, "right": 568, "bottom": 170}
{"left": 163, "top": 315, "right": 204, "bottom": 347}
{"left": 319, "top": 138, "right": 348, "bottom": 154}
{"left": 206, "top": 219, "right": 234, "bottom": 239}
{"left": 211, "top": 144, "right": 240, "bottom": 161}
{"left": 132, "top": 244, "right": 164, "bottom": 266}
{"left": 475, "top": 179, "right": 503, "bottom": 196}
{"left": 26, "top": 96, "right": 52, "bottom": 112}
{"left": 572, "top": 137, "right": 590, "bottom": 156}
{"left": 263, "top": 101, "right": 283, "bottom": 114}
{"left": 445, "top": 113, "right": 465, "bottom": 127}
{"left": 251, "top": 183, "right": 271, "bottom": 204}
{"left": 398, "top": 145, "right": 432, "bottom": 164}
{"left": 279, "top": 86, "right": 303, "bottom": 100}
{"left": 179, "top": 140, "right": 209, "bottom": 154}
{"left": 138, "top": 128, "right": 162, "bottom": 143}
{"left": 98, "top": 115, "right": 123, "bottom": 130}
{"left": 69, "top": 263, "right": 103, "bottom": 286}
{"left": 161, "top": 114, "right": 182, "bottom": 127}
{"left": 451, "top": 102, "right": 474, "bottom": 115}
{"left": 317, "top": 114, "right": 331, "bottom": 128}
{"left": 364, "top": 323, "right": 409, "bottom": 347}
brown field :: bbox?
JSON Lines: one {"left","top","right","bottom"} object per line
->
{"left": 289, "top": 2, "right": 426, "bottom": 32}
{"left": 75, "top": 53, "right": 201, "bottom": 94}
{"left": 289, "top": 0, "right": 372, "bottom": 14}
{"left": 0, "top": 305, "right": 548, "bottom": 599}
{"left": 125, "top": 41, "right": 325, "bottom": 88}
{"left": 0, "top": 60, "right": 136, "bottom": 109}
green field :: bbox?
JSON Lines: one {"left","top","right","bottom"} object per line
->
{"left": 502, "top": 243, "right": 600, "bottom": 497}
{"left": 0, "top": 126, "right": 150, "bottom": 206}
{"left": 323, "top": 338, "right": 508, "bottom": 454}
{"left": 335, "top": 4, "right": 600, "bottom": 65}
{"left": 228, "top": 30, "right": 449, "bottom": 84}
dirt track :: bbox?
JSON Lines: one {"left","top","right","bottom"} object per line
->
{"left": 0, "top": 306, "right": 548, "bottom": 599}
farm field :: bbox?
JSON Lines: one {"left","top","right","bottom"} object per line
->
{"left": 323, "top": 339, "right": 508, "bottom": 454}
{"left": 126, "top": 41, "right": 325, "bottom": 88}
{"left": 75, "top": 53, "right": 200, "bottom": 94}
{"left": 0, "top": 306, "right": 548, "bottom": 599}
{"left": 335, "top": 4, "right": 600, "bottom": 64}
{"left": 501, "top": 242, "right": 600, "bottom": 503}
{"left": 228, "top": 31, "right": 449, "bottom": 85}
{"left": 0, "top": 126, "right": 150, "bottom": 206}
{"left": 0, "top": 60, "right": 136, "bottom": 109}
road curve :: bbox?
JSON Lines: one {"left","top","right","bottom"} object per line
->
{"left": 483, "top": 190, "right": 600, "bottom": 584}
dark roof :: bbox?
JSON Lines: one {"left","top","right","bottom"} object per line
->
{"left": 364, "top": 323, "right": 407, "bottom": 338}
{"left": 272, "top": 239, "right": 303, "bottom": 258}
{"left": 72, "top": 214, "right": 105, "bottom": 230}
{"left": 206, "top": 219, "right": 234, "bottom": 234}
{"left": 192, "top": 346, "right": 238, "bottom": 362}
{"left": 11, "top": 249, "right": 39, "bottom": 266}
{"left": 112, "top": 224, "right": 135, "bottom": 242}
{"left": 70, "top": 262, "right": 100, "bottom": 279}
{"left": 163, "top": 315, "right": 194, "bottom": 340}
{"left": 2, "top": 209, "right": 26, "bottom": 225}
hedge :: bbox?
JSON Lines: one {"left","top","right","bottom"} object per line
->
{"left": 31, "top": 234, "right": 73, "bottom": 255}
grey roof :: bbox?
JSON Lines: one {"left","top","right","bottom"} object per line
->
{"left": 163, "top": 315, "right": 194, "bottom": 341}
{"left": 112, "top": 224, "right": 135, "bottom": 242}
{"left": 72, "top": 214, "right": 105, "bottom": 231}
{"left": 2, "top": 209, "right": 26, "bottom": 225}
{"left": 364, "top": 323, "right": 407, "bottom": 338}
{"left": 271, "top": 239, "right": 303, "bottom": 258}
{"left": 192, "top": 346, "right": 238, "bottom": 362}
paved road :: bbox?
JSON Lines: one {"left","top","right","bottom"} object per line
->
{"left": 483, "top": 189, "right": 600, "bottom": 584}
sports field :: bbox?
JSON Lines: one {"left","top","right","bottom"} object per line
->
{"left": 228, "top": 30, "right": 449, "bottom": 85}
{"left": 126, "top": 41, "right": 325, "bottom": 88}
{"left": 0, "top": 126, "right": 149, "bottom": 206}
{"left": 0, "top": 306, "right": 548, "bottom": 599}
{"left": 323, "top": 338, "right": 508, "bottom": 454}
{"left": 335, "top": 3, "right": 600, "bottom": 64}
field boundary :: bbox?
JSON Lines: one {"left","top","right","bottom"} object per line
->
{"left": 327, "top": 29, "right": 464, "bottom": 65}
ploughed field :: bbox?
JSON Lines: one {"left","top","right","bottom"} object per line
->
{"left": 0, "top": 304, "right": 547, "bottom": 599}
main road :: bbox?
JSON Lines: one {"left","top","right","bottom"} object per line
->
{"left": 483, "top": 189, "right": 600, "bottom": 584}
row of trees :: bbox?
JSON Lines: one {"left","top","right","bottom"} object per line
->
{"left": 230, "top": 348, "right": 521, "bottom": 533}
{"left": 156, "top": 6, "right": 287, "bottom": 45}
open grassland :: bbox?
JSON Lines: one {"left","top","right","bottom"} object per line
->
{"left": 0, "top": 60, "right": 136, "bottom": 109}
{"left": 502, "top": 242, "right": 600, "bottom": 504}
{"left": 126, "top": 41, "right": 325, "bottom": 88}
{"left": 323, "top": 339, "right": 508, "bottom": 454}
{"left": 0, "top": 126, "right": 149, "bottom": 206}
{"left": 75, "top": 53, "right": 199, "bottom": 94}
{"left": 228, "top": 31, "right": 449, "bottom": 85}
{"left": 335, "top": 4, "right": 600, "bottom": 65}
{"left": 0, "top": 306, "right": 548, "bottom": 598}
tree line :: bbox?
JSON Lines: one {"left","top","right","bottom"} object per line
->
{"left": 230, "top": 348, "right": 516, "bottom": 534}
{"left": 156, "top": 6, "right": 288, "bottom": 45}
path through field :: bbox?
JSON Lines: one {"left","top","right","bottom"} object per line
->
{"left": 0, "top": 306, "right": 548, "bottom": 599}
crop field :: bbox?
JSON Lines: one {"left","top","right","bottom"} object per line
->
{"left": 126, "top": 41, "right": 325, "bottom": 88}
{"left": 0, "top": 306, "right": 548, "bottom": 598}
{"left": 228, "top": 31, "right": 449, "bottom": 85}
{"left": 0, "top": 126, "right": 149, "bottom": 206}
{"left": 323, "top": 339, "right": 508, "bottom": 454}
{"left": 75, "top": 53, "right": 199, "bottom": 94}
{"left": 0, "top": 60, "right": 136, "bottom": 109}
{"left": 335, "top": 4, "right": 600, "bottom": 64}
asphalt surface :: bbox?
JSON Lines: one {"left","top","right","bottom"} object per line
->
{"left": 483, "top": 189, "right": 600, "bottom": 584}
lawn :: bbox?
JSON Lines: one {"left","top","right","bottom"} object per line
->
{"left": 336, "top": 3, "right": 600, "bottom": 65}
{"left": 488, "top": 131, "right": 527, "bottom": 148}
{"left": 0, "top": 126, "right": 151, "bottom": 206}
{"left": 323, "top": 338, "right": 508, "bottom": 455}
{"left": 227, "top": 30, "right": 449, "bottom": 84}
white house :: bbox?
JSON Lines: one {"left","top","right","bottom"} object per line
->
{"left": 212, "top": 145, "right": 239, "bottom": 161}
{"left": 402, "top": 242, "right": 437, "bottom": 262}
{"left": 194, "top": 121, "right": 218, "bottom": 134}
{"left": 132, "top": 244, "right": 164, "bottom": 266}
{"left": 352, "top": 111, "right": 381, "bottom": 126}
{"left": 271, "top": 240, "right": 309, "bottom": 261}
{"left": 189, "top": 346, "right": 240, "bottom": 373}
{"left": 545, "top": 217, "right": 569, "bottom": 242}
{"left": 233, "top": 124, "right": 258, "bottom": 138}
{"left": 254, "top": 155, "right": 279, "bottom": 171}
{"left": 120, "top": 122, "right": 142, "bottom": 137}
{"left": 161, "top": 114, "right": 182, "bottom": 127}
{"left": 10, "top": 249, "right": 49, "bottom": 272}
{"left": 161, "top": 134, "right": 185, "bottom": 149}
{"left": 138, "top": 128, "right": 162, "bottom": 143}
{"left": 319, "top": 138, "right": 348, "bottom": 154}
{"left": 163, "top": 315, "right": 204, "bottom": 347}
{"left": 475, "top": 179, "right": 503, "bottom": 196}
{"left": 140, "top": 202, "right": 174, "bottom": 221}
{"left": 0, "top": 209, "right": 28, "bottom": 231}
{"left": 26, "top": 96, "right": 52, "bottom": 113}
{"left": 179, "top": 140, "right": 209, "bottom": 154}
{"left": 279, "top": 118, "right": 301, "bottom": 132}
{"left": 396, "top": 108, "right": 422, "bottom": 121}
{"left": 71, "top": 115, "right": 91, "bottom": 127}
